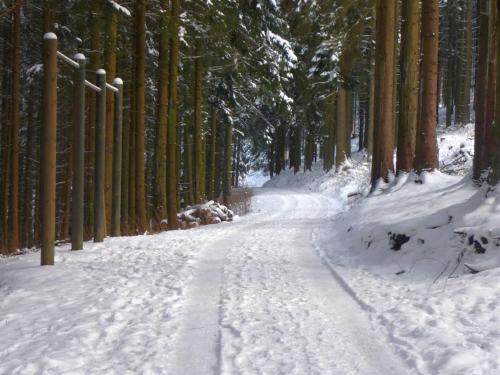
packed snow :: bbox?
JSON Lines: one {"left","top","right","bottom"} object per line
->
{"left": 1, "top": 123, "right": 499, "bottom": 374}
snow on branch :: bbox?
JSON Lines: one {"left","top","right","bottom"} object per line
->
{"left": 107, "top": 0, "right": 131, "bottom": 17}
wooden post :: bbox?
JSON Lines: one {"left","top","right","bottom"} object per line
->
{"left": 94, "top": 69, "right": 106, "bottom": 242}
{"left": 71, "top": 53, "right": 86, "bottom": 250}
{"left": 41, "top": 32, "right": 57, "bottom": 265}
{"left": 111, "top": 78, "right": 123, "bottom": 237}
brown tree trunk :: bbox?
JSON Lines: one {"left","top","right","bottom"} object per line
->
{"left": 85, "top": 1, "right": 101, "bottom": 239}
{"left": 9, "top": 0, "right": 21, "bottom": 252}
{"left": 490, "top": 0, "right": 500, "bottom": 184}
{"left": 154, "top": 3, "right": 169, "bottom": 225}
{"left": 415, "top": 0, "right": 439, "bottom": 173}
{"left": 23, "top": 85, "right": 34, "bottom": 248}
{"left": 167, "top": 0, "right": 180, "bottom": 229}
{"left": 397, "top": 0, "right": 420, "bottom": 173}
{"left": 208, "top": 106, "right": 217, "bottom": 200}
{"left": 193, "top": 42, "right": 205, "bottom": 203}
{"left": 104, "top": 2, "right": 118, "bottom": 230}
{"left": 134, "top": 0, "right": 147, "bottom": 233}
{"left": 485, "top": 1, "right": 497, "bottom": 172}
{"left": 473, "top": 0, "right": 491, "bottom": 181}
{"left": 335, "top": 89, "right": 348, "bottom": 168}
{"left": 371, "top": 0, "right": 397, "bottom": 185}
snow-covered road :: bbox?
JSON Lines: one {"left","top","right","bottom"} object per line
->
{"left": 170, "top": 189, "right": 411, "bottom": 375}
{"left": 0, "top": 188, "right": 413, "bottom": 374}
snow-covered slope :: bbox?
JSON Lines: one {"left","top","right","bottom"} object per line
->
{"left": 266, "top": 123, "right": 500, "bottom": 374}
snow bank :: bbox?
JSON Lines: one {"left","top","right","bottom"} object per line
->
{"left": 300, "top": 124, "right": 500, "bottom": 374}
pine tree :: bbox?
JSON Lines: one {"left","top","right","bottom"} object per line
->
{"left": 193, "top": 41, "right": 205, "bottom": 203}
{"left": 415, "top": 0, "right": 439, "bottom": 173}
{"left": 490, "top": 0, "right": 500, "bottom": 184}
{"left": 167, "top": 0, "right": 180, "bottom": 229}
{"left": 104, "top": 1, "right": 119, "bottom": 230}
{"left": 371, "top": 0, "right": 397, "bottom": 185}
{"left": 396, "top": 0, "right": 420, "bottom": 173}
{"left": 154, "top": 1, "right": 169, "bottom": 226}
{"left": 473, "top": 0, "right": 491, "bottom": 181}
{"left": 134, "top": 0, "right": 147, "bottom": 233}
{"left": 9, "top": 0, "right": 21, "bottom": 252}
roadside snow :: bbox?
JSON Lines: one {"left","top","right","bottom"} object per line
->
{"left": 0, "top": 226, "right": 232, "bottom": 374}
{"left": 265, "top": 123, "right": 499, "bottom": 374}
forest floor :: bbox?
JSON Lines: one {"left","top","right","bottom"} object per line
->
{"left": 2, "top": 124, "right": 500, "bottom": 375}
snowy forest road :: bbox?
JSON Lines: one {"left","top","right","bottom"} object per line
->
{"left": 169, "top": 188, "right": 412, "bottom": 375}
{"left": 0, "top": 188, "right": 413, "bottom": 375}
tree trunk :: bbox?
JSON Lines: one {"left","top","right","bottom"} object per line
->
{"left": 23, "top": 85, "right": 34, "bottom": 248}
{"left": 371, "top": 0, "right": 397, "bottom": 185}
{"left": 473, "top": 0, "right": 491, "bottom": 181}
{"left": 154, "top": 4, "right": 169, "bottom": 225}
{"left": 490, "top": 0, "right": 500, "bottom": 184}
{"left": 85, "top": 1, "right": 101, "bottom": 239}
{"left": 485, "top": 0, "right": 497, "bottom": 172}
{"left": 415, "top": 0, "right": 439, "bottom": 173}
{"left": 121, "top": 52, "right": 132, "bottom": 235}
{"left": 184, "top": 125, "right": 194, "bottom": 207}
{"left": 167, "top": 0, "right": 180, "bottom": 229}
{"left": 9, "top": 0, "right": 21, "bottom": 252}
{"left": 396, "top": 0, "right": 420, "bottom": 173}
{"left": 335, "top": 89, "right": 348, "bottom": 168}
{"left": 367, "top": 54, "right": 375, "bottom": 156}
{"left": 223, "top": 123, "right": 233, "bottom": 204}
{"left": 455, "top": 0, "right": 473, "bottom": 125}
{"left": 104, "top": 1, "right": 118, "bottom": 230}
{"left": 324, "top": 94, "right": 336, "bottom": 171}
{"left": 134, "top": 0, "right": 147, "bottom": 233}
{"left": 208, "top": 106, "right": 217, "bottom": 200}
{"left": 193, "top": 42, "right": 205, "bottom": 203}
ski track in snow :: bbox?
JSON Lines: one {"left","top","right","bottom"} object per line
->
{"left": 0, "top": 189, "right": 414, "bottom": 374}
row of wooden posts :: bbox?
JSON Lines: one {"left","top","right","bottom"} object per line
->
{"left": 41, "top": 33, "right": 124, "bottom": 266}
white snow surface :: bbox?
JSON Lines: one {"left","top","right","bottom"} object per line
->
{"left": 2, "top": 123, "right": 498, "bottom": 375}
{"left": 0, "top": 190, "right": 411, "bottom": 375}
{"left": 266, "top": 123, "right": 500, "bottom": 375}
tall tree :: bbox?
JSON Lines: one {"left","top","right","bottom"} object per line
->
{"left": 104, "top": 1, "right": 119, "bottom": 230}
{"left": 371, "top": 0, "right": 397, "bottom": 185}
{"left": 9, "top": 0, "right": 21, "bottom": 252}
{"left": 193, "top": 41, "right": 205, "bottom": 203}
{"left": 490, "top": 0, "right": 500, "bottom": 184}
{"left": 473, "top": 0, "right": 491, "bottom": 181}
{"left": 154, "top": 2, "right": 169, "bottom": 225}
{"left": 167, "top": 0, "right": 180, "bottom": 229}
{"left": 134, "top": 0, "right": 147, "bottom": 233}
{"left": 414, "top": 0, "right": 439, "bottom": 173}
{"left": 396, "top": 0, "right": 420, "bottom": 173}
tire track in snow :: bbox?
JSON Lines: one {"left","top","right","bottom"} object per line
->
{"left": 168, "top": 193, "right": 292, "bottom": 374}
{"left": 168, "top": 189, "right": 414, "bottom": 374}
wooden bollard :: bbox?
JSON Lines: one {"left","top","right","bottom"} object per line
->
{"left": 41, "top": 32, "right": 57, "bottom": 266}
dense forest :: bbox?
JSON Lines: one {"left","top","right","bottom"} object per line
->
{"left": 0, "top": 0, "right": 498, "bottom": 262}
